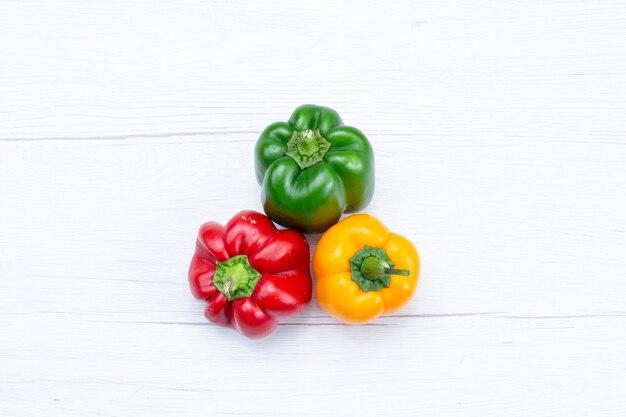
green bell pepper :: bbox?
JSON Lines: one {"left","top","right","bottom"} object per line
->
{"left": 254, "top": 104, "right": 375, "bottom": 233}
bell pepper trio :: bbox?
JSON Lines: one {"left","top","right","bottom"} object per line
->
{"left": 189, "top": 105, "right": 420, "bottom": 338}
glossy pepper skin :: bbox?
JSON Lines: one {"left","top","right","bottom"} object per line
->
{"left": 313, "top": 214, "right": 420, "bottom": 324}
{"left": 188, "top": 210, "right": 312, "bottom": 338}
{"left": 255, "top": 104, "right": 375, "bottom": 233}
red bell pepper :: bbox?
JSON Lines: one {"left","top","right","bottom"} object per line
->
{"left": 188, "top": 210, "right": 312, "bottom": 338}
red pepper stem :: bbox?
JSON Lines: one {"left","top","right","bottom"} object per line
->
{"left": 223, "top": 277, "right": 235, "bottom": 299}
{"left": 212, "top": 255, "right": 262, "bottom": 301}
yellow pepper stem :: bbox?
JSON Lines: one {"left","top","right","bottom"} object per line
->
{"left": 350, "top": 246, "right": 410, "bottom": 292}
{"left": 360, "top": 256, "right": 410, "bottom": 281}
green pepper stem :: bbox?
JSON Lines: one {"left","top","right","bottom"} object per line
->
{"left": 296, "top": 129, "right": 320, "bottom": 157}
{"left": 284, "top": 129, "right": 331, "bottom": 170}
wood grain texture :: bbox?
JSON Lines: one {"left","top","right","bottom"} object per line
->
{"left": 1, "top": 1, "right": 626, "bottom": 416}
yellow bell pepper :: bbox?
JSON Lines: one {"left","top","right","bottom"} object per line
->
{"left": 313, "top": 213, "right": 420, "bottom": 324}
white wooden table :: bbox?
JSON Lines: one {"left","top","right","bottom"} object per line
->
{"left": 2, "top": 1, "right": 626, "bottom": 416}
